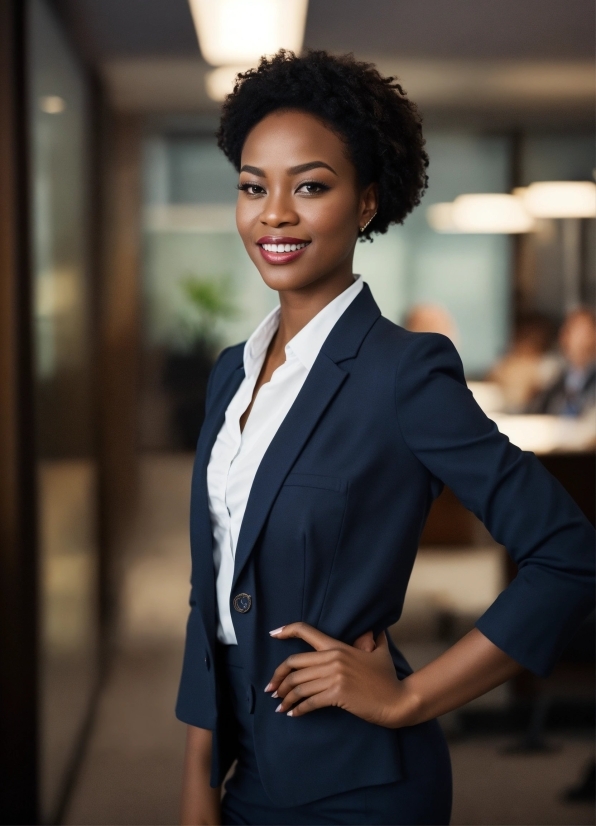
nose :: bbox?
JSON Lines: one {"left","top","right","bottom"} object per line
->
{"left": 260, "top": 188, "right": 299, "bottom": 228}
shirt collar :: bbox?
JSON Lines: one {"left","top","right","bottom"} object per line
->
{"left": 243, "top": 304, "right": 280, "bottom": 379}
{"left": 243, "top": 275, "right": 364, "bottom": 377}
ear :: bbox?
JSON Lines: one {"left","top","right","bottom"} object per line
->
{"left": 359, "top": 183, "right": 379, "bottom": 229}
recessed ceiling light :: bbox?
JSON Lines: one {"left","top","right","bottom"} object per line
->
{"left": 188, "top": 0, "right": 308, "bottom": 67}
{"left": 39, "top": 95, "right": 66, "bottom": 114}
{"left": 205, "top": 65, "right": 251, "bottom": 101}
{"left": 521, "top": 181, "right": 596, "bottom": 218}
{"left": 428, "top": 194, "right": 534, "bottom": 234}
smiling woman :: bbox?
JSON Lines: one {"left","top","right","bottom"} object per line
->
{"left": 176, "top": 51, "right": 595, "bottom": 826}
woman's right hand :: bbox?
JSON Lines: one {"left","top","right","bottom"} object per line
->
{"left": 180, "top": 725, "right": 221, "bottom": 825}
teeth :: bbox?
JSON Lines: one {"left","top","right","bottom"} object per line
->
{"left": 262, "top": 242, "right": 308, "bottom": 253}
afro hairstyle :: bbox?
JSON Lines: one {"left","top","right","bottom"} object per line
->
{"left": 217, "top": 50, "right": 429, "bottom": 240}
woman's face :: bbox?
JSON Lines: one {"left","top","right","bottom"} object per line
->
{"left": 236, "top": 109, "right": 377, "bottom": 294}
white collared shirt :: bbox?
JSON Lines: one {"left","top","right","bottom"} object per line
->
{"left": 207, "top": 276, "right": 364, "bottom": 644}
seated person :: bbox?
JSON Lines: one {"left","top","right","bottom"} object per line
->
{"left": 404, "top": 303, "right": 459, "bottom": 344}
{"left": 488, "top": 314, "right": 558, "bottom": 413}
{"left": 529, "top": 308, "right": 596, "bottom": 417}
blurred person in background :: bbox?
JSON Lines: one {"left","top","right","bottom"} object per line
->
{"left": 488, "top": 313, "right": 558, "bottom": 412}
{"left": 404, "top": 303, "right": 459, "bottom": 345}
{"left": 529, "top": 308, "right": 596, "bottom": 416}
{"left": 176, "top": 51, "right": 595, "bottom": 826}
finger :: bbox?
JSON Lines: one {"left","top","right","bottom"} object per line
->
{"left": 275, "top": 664, "right": 331, "bottom": 699}
{"left": 275, "top": 677, "right": 332, "bottom": 713}
{"left": 287, "top": 690, "right": 336, "bottom": 718}
{"left": 353, "top": 631, "right": 376, "bottom": 652}
{"left": 266, "top": 650, "right": 341, "bottom": 692}
{"left": 375, "top": 630, "right": 389, "bottom": 651}
{"left": 269, "top": 622, "right": 348, "bottom": 653}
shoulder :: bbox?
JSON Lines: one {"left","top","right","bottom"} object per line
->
{"left": 366, "top": 316, "right": 464, "bottom": 381}
{"left": 211, "top": 342, "right": 244, "bottom": 378}
{"left": 206, "top": 341, "right": 245, "bottom": 399}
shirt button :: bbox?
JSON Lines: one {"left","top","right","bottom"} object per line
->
{"left": 233, "top": 593, "right": 252, "bottom": 613}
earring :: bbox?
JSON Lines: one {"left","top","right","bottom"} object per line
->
{"left": 359, "top": 212, "right": 377, "bottom": 233}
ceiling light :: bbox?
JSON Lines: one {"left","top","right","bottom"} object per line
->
{"left": 451, "top": 194, "right": 534, "bottom": 233}
{"left": 428, "top": 195, "right": 534, "bottom": 234}
{"left": 205, "top": 65, "right": 251, "bottom": 101}
{"left": 520, "top": 181, "right": 596, "bottom": 218}
{"left": 426, "top": 202, "right": 458, "bottom": 232}
{"left": 39, "top": 95, "right": 66, "bottom": 114}
{"left": 188, "top": 0, "right": 308, "bottom": 67}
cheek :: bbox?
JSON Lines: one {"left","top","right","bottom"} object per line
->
{"left": 305, "top": 190, "right": 358, "bottom": 232}
{"left": 235, "top": 199, "right": 258, "bottom": 246}
{"left": 310, "top": 194, "right": 359, "bottom": 249}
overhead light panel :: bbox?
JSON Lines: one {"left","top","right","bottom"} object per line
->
{"left": 451, "top": 194, "right": 534, "bottom": 233}
{"left": 205, "top": 65, "right": 250, "bottom": 102}
{"left": 429, "top": 194, "right": 534, "bottom": 234}
{"left": 188, "top": 0, "right": 308, "bottom": 67}
{"left": 519, "top": 181, "right": 596, "bottom": 218}
{"left": 39, "top": 95, "right": 66, "bottom": 114}
{"left": 426, "top": 202, "right": 459, "bottom": 233}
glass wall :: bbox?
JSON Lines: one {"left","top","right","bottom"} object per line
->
{"left": 141, "top": 127, "right": 512, "bottom": 448}
{"left": 28, "top": 0, "right": 99, "bottom": 819}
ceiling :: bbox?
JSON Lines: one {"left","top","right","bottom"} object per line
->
{"left": 57, "top": 0, "right": 595, "bottom": 126}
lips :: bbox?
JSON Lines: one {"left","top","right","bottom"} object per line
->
{"left": 256, "top": 236, "right": 311, "bottom": 265}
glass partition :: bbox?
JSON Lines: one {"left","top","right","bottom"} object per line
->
{"left": 28, "top": 0, "right": 99, "bottom": 819}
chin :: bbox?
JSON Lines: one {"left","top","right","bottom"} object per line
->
{"left": 250, "top": 257, "right": 322, "bottom": 293}
{"left": 260, "top": 268, "right": 326, "bottom": 294}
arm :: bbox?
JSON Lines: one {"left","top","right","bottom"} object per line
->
{"left": 395, "top": 333, "right": 594, "bottom": 677}
{"left": 266, "top": 334, "right": 593, "bottom": 724}
{"left": 180, "top": 726, "right": 221, "bottom": 826}
{"left": 266, "top": 622, "right": 522, "bottom": 727}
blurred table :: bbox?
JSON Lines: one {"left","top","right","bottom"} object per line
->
{"left": 421, "top": 405, "right": 595, "bottom": 545}
{"left": 490, "top": 413, "right": 596, "bottom": 456}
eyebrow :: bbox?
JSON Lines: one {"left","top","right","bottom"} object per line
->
{"left": 239, "top": 161, "right": 338, "bottom": 177}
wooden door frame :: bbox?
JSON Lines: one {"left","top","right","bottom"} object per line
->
{"left": 0, "top": 0, "right": 39, "bottom": 822}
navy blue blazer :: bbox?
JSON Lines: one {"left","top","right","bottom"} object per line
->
{"left": 176, "top": 284, "right": 595, "bottom": 806}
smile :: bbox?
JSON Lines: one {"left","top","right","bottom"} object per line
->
{"left": 257, "top": 236, "right": 311, "bottom": 265}
{"left": 261, "top": 241, "right": 309, "bottom": 252}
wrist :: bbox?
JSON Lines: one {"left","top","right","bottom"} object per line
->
{"left": 388, "top": 678, "right": 424, "bottom": 728}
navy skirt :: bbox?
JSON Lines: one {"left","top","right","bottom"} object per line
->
{"left": 218, "top": 644, "right": 452, "bottom": 825}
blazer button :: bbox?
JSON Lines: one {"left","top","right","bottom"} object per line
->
{"left": 233, "top": 593, "right": 252, "bottom": 613}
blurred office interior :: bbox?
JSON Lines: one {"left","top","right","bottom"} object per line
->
{"left": 0, "top": 1, "right": 594, "bottom": 824}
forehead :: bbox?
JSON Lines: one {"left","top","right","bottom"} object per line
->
{"left": 241, "top": 109, "right": 350, "bottom": 168}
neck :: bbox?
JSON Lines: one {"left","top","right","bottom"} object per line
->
{"left": 272, "top": 268, "right": 356, "bottom": 355}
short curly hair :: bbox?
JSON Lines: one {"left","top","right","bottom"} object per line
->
{"left": 217, "top": 50, "right": 428, "bottom": 240}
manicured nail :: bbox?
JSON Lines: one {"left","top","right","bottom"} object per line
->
{"left": 269, "top": 627, "right": 284, "bottom": 636}
{"left": 287, "top": 710, "right": 293, "bottom": 717}
{"left": 271, "top": 691, "right": 279, "bottom": 699}
{"left": 275, "top": 703, "right": 283, "bottom": 712}
{"left": 264, "top": 683, "right": 273, "bottom": 692}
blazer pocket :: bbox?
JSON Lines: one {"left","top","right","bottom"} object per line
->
{"left": 259, "top": 473, "right": 348, "bottom": 630}
{"left": 283, "top": 472, "right": 347, "bottom": 494}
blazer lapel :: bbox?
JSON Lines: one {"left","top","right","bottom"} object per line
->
{"left": 190, "top": 357, "right": 244, "bottom": 645}
{"left": 231, "top": 283, "right": 381, "bottom": 590}
{"left": 231, "top": 355, "right": 348, "bottom": 590}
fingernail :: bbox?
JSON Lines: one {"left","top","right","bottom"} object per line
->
{"left": 271, "top": 690, "right": 278, "bottom": 699}
{"left": 287, "top": 710, "right": 293, "bottom": 717}
{"left": 275, "top": 703, "right": 283, "bottom": 712}
{"left": 264, "top": 683, "right": 273, "bottom": 692}
{"left": 269, "top": 627, "right": 284, "bottom": 636}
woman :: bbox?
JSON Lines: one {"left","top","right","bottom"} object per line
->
{"left": 177, "top": 51, "right": 594, "bottom": 825}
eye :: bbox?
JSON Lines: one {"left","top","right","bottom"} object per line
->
{"left": 297, "top": 180, "right": 330, "bottom": 195}
{"left": 237, "top": 182, "right": 266, "bottom": 196}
